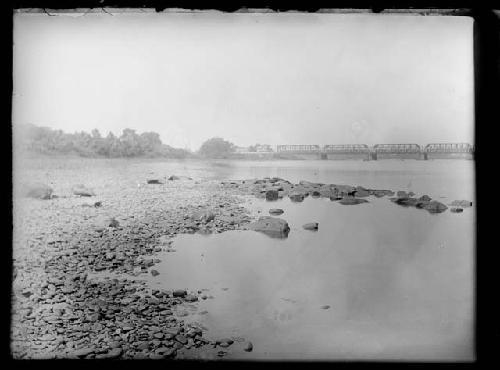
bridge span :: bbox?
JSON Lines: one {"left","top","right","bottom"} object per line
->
{"left": 274, "top": 143, "right": 474, "bottom": 160}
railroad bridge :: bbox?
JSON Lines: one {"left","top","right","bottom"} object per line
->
{"left": 423, "top": 143, "right": 474, "bottom": 159}
{"left": 275, "top": 143, "right": 474, "bottom": 160}
{"left": 371, "top": 144, "right": 421, "bottom": 160}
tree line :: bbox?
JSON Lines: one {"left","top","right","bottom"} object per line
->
{"left": 15, "top": 124, "right": 242, "bottom": 159}
{"left": 15, "top": 123, "right": 191, "bottom": 158}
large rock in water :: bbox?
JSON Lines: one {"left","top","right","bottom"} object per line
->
{"left": 265, "top": 190, "right": 279, "bottom": 201}
{"left": 419, "top": 195, "right": 432, "bottom": 202}
{"left": 354, "top": 186, "right": 370, "bottom": 197}
{"left": 24, "top": 183, "right": 53, "bottom": 199}
{"left": 450, "top": 200, "right": 473, "bottom": 208}
{"left": 289, "top": 192, "right": 305, "bottom": 202}
{"left": 338, "top": 197, "right": 369, "bottom": 205}
{"left": 422, "top": 200, "right": 448, "bottom": 214}
{"left": 247, "top": 217, "right": 290, "bottom": 238}
{"left": 72, "top": 184, "right": 95, "bottom": 197}
{"left": 303, "top": 222, "right": 319, "bottom": 231}
{"left": 391, "top": 197, "right": 419, "bottom": 207}
{"left": 370, "top": 189, "right": 394, "bottom": 198}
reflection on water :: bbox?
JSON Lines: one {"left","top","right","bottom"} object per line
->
{"left": 145, "top": 191, "right": 474, "bottom": 360}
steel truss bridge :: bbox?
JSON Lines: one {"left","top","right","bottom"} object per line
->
{"left": 275, "top": 143, "right": 474, "bottom": 160}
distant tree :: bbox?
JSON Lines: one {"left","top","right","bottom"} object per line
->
{"left": 198, "top": 137, "right": 236, "bottom": 158}
{"left": 248, "top": 144, "right": 257, "bottom": 152}
{"left": 16, "top": 123, "right": 192, "bottom": 159}
{"left": 119, "top": 129, "right": 143, "bottom": 157}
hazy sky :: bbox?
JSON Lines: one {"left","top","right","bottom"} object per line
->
{"left": 13, "top": 11, "right": 474, "bottom": 150}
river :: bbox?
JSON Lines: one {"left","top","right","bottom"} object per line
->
{"left": 134, "top": 158, "right": 475, "bottom": 361}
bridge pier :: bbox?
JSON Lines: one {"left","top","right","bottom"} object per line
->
{"left": 370, "top": 152, "right": 377, "bottom": 160}
{"left": 320, "top": 153, "right": 327, "bottom": 160}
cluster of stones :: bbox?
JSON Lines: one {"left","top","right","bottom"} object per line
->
{"left": 12, "top": 175, "right": 257, "bottom": 359}
{"left": 221, "top": 177, "right": 469, "bottom": 215}
{"left": 221, "top": 177, "right": 393, "bottom": 205}
{"left": 388, "top": 191, "right": 450, "bottom": 214}
{"left": 11, "top": 276, "right": 215, "bottom": 359}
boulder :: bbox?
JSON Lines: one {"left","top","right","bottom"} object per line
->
{"left": 396, "top": 191, "right": 408, "bottom": 198}
{"left": 418, "top": 195, "right": 432, "bottom": 202}
{"left": 269, "top": 208, "right": 284, "bottom": 216}
{"left": 289, "top": 192, "right": 305, "bottom": 202}
{"left": 151, "top": 270, "right": 160, "bottom": 277}
{"left": 338, "top": 197, "right": 369, "bottom": 205}
{"left": 311, "top": 191, "right": 321, "bottom": 198}
{"left": 147, "top": 179, "right": 164, "bottom": 184}
{"left": 244, "top": 341, "right": 253, "bottom": 352}
{"left": 450, "top": 207, "right": 464, "bottom": 213}
{"left": 184, "top": 294, "right": 198, "bottom": 302}
{"left": 423, "top": 200, "right": 448, "bottom": 214}
{"left": 303, "top": 222, "right": 319, "bottom": 231}
{"left": 370, "top": 189, "right": 394, "bottom": 198}
{"left": 450, "top": 200, "right": 473, "bottom": 208}
{"left": 168, "top": 175, "right": 192, "bottom": 180}
{"left": 265, "top": 190, "right": 279, "bottom": 201}
{"left": 354, "top": 187, "right": 370, "bottom": 197}
{"left": 72, "top": 184, "right": 95, "bottom": 197}
{"left": 391, "top": 197, "right": 419, "bottom": 207}
{"left": 246, "top": 217, "right": 290, "bottom": 238}
{"left": 172, "top": 289, "right": 187, "bottom": 298}
{"left": 24, "top": 183, "right": 53, "bottom": 199}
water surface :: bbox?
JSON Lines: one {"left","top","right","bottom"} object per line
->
{"left": 140, "top": 159, "right": 474, "bottom": 360}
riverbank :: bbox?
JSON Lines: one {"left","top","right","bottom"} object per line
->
{"left": 11, "top": 159, "right": 257, "bottom": 359}
{"left": 11, "top": 157, "right": 474, "bottom": 360}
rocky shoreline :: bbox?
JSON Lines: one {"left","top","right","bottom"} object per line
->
{"left": 12, "top": 173, "right": 472, "bottom": 359}
{"left": 12, "top": 177, "right": 256, "bottom": 359}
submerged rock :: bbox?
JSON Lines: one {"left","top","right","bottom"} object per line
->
{"left": 246, "top": 217, "right": 290, "bottom": 238}
{"left": 303, "top": 222, "right": 319, "bottom": 231}
{"left": 269, "top": 208, "right": 284, "bottom": 216}
{"left": 450, "top": 207, "right": 464, "bottom": 213}
{"left": 338, "top": 197, "right": 369, "bottom": 205}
